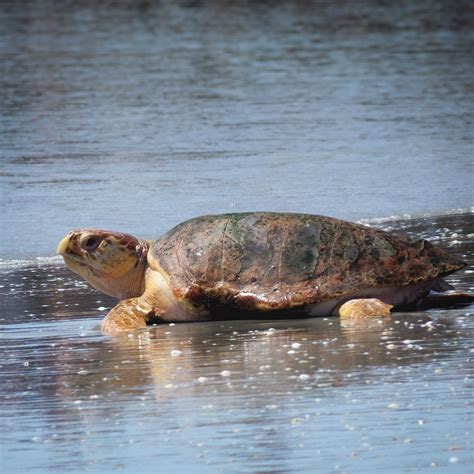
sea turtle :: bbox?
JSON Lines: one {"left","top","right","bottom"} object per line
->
{"left": 57, "top": 212, "right": 470, "bottom": 334}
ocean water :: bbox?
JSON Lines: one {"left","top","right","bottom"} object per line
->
{"left": 1, "top": 0, "right": 473, "bottom": 260}
{"left": 1, "top": 1, "right": 473, "bottom": 472}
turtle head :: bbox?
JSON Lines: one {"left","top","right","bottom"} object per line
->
{"left": 57, "top": 229, "right": 148, "bottom": 299}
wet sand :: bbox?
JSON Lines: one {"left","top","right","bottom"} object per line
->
{"left": 1, "top": 212, "right": 472, "bottom": 472}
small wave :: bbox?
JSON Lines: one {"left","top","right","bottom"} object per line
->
{"left": 0, "top": 255, "right": 64, "bottom": 270}
{"left": 357, "top": 207, "right": 473, "bottom": 226}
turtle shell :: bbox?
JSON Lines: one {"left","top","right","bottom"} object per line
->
{"left": 149, "top": 213, "right": 464, "bottom": 312}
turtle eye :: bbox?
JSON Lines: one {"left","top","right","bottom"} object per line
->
{"left": 81, "top": 235, "right": 102, "bottom": 251}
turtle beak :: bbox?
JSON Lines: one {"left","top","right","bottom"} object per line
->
{"left": 57, "top": 234, "right": 72, "bottom": 256}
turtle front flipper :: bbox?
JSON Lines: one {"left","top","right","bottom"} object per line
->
{"left": 337, "top": 298, "right": 393, "bottom": 320}
{"left": 102, "top": 298, "right": 156, "bottom": 334}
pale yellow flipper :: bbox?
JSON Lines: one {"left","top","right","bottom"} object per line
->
{"left": 102, "top": 298, "right": 155, "bottom": 335}
{"left": 338, "top": 298, "right": 393, "bottom": 320}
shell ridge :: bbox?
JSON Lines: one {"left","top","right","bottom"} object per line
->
{"left": 219, "top": 217, "right": 231, "bottom": 287}
{"left": 322, "top": 221, "right": 340, "bottom": 290}
{"left": 276, "top": 221, "right": 290, "bottom": 282}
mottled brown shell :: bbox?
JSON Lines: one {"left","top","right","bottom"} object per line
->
{"left": 150, "top": 213, "right": 464, "bottom": 312}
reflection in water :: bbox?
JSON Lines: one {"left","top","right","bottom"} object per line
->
{"left": 1, "top": 213, "right": 473, "bottom": 472}
{"left": 104, "top": 314, "right": 466, "bottom": 399}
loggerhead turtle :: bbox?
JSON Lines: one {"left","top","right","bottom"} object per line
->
{"left": 57, "top": 212, "right": 470, "bottom": 334}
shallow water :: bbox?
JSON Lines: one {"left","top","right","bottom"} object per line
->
{"left": 1, "top": 213, "right": 473, "bottom": 473}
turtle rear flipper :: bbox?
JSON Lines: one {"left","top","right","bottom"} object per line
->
{"left": 338, "top": 298, "right": 393, "bottom": 319}
{"left": 400, "top": 291, "right": 474, "bottom": 311}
